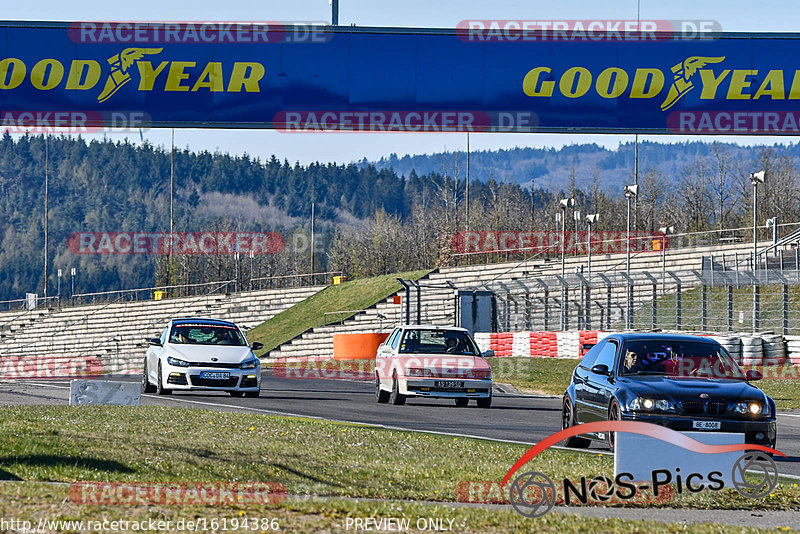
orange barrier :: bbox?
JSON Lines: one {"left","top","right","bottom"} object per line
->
{"left": 333, "top": 332, "right": 390, "bottom": 360}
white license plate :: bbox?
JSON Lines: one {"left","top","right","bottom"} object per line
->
{"left": 435, "top": 380, "right": 464, "bottom": 388}
{"left": 692, "top": 420, "right": 721, "bottom": 430}
{"left": 200, "top": 371, "right": 230, "bottom": 380}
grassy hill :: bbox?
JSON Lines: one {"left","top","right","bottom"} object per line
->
{"left": 248, "top": 269, "right": 431, "bottom": 355}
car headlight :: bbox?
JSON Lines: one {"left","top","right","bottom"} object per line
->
{"left": 167, "top": 356, "right": 190, "bottom": 367}
{"left": 240, "top": 359, "right": 260, "bottom": 370}
{"left": 629, "top": 397, "right": 675, "bottom": 413}
{"left": 405, "top": 367, "right": 432, "bottom": 377}
{"left": 735, "top": 401, "right": 766, "bottom": 416}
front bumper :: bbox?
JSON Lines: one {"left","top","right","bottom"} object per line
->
{"left": 621, "top": 412, "right": 777, "bottom": 447}
{"left": 403, "top": 378, "right": 492, "bottom": 398}
{"left": 164, "top": 364, "right": 261, "bottom": 391}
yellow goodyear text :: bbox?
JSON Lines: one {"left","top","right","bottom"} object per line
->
{"left": 523, "top": 65, "right": 800, "bottom": 101}
{"left": 0, "top": 57, "right": 265, "bottom": 93}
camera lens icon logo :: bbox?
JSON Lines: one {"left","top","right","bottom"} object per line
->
{"left": 731, "top": 451, "right": 778, "bottom": 499}
{"left": 508, "top": 471, "right": 557, "bottom": 518}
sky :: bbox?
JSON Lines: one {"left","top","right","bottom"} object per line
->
{"left": 3, "top": 0, "right": 800, "bottom": 164}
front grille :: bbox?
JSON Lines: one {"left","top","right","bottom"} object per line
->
{"left": 189, "top": 375, "right": 240, "bottom": 387}
{"left": 682, "top": 401, "right": 703, "bottom": 415}
{"left": 707, "top": 401, "right": 727, "bottom": 416}
{"left": 188, "top": 362, "right": 242, "bottom": 369}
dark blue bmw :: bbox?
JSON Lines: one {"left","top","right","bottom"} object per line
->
{"left": 562, "top": 333, "right": 777, "bottom": 451}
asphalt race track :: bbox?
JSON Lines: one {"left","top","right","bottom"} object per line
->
{"left": 1, "top": 368, "right": 800, "bottom": 479}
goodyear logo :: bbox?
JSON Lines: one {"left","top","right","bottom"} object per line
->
{"left": 522, "top": 55, "right": 800, "bottom": 109}
{"left": 0, "top": 48, "right": 265, "bottom": 103}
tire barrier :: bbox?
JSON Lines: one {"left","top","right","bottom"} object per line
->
{"left": 740, "top": 335, "right": 764, "bottom": 367}
{"left": 761, "top": 333, "right": 787, "bottom": 366}
{"left": 785, "top": 335, "right": 800, "bottom": 366}
{"left": 711, "top": 335, "right": 741, "bottom": 364}
{"left": 472, "top": 330, "right": 797, "bottom": 365}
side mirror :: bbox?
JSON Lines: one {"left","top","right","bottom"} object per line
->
{"left": 251, "top": 342, "right": 264, "bottom": 351}
{"left": 147, "top": 338, "right": 162, "bottom": 347}
{"left": 746, "top": 369, "right": 763, "bottom": 381}
{"left": 481, "top": 349, "right": 495, "bottom": 358}
{"left": 591, "top": 364, "right": 610, "bottom": 376}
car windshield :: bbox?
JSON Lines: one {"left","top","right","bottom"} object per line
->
{"left": 620, "top": 340, "right": 746, "bottom": 379}
{"left": 399, "top": 329, "right": 479, "bottom": 355}
{"left": 169, "top": 323, "right": 246, "bottom": 346}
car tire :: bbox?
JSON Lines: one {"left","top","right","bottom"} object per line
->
{"left": 244, "top": 390, "right": 260, "bottom": 398}
{"left": 454, "top": 398, "right": 469, "bottom": 407}
{"left": 376, "top": 376, "right": 390, "bottom": 403}
{"left": 156, "top": 361, "right": 172, "bottom": 395}
{"left": 476, "top": 396, "right": 492, "bottom": 408}
{"left": 607, "top": 399, "right": 621, "bottom": 451}
{"left": 142, "top": 359, "right": 156, "bottom": 394}
{"left": 562, "top": 396, "right": 590, "bottom": 448}
{"left": 390, "top": 375, "right": 405, "bottom": 405}
{"left": 229, "top": 391, "right": 244, "bottom": 397}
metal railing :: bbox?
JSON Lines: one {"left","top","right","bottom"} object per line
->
{"left": 71, "top": 280, "right": 235, "bottom": 306}
{"left": 250, "top": 271, "right": 342, "bottom": 290}
{"left": 489, "top": 267, "right": 800, "bottom": 336}
{"left": 323, "top": 309, "right": 368, "bottom": 326}
{"left": 448, "top": 220, "right": 800, "bottom": 267}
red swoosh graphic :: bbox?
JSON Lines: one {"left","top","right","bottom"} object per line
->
{"left": 501, "top": 421, "right": 784, "bottom": 487}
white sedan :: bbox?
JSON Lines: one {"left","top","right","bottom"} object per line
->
{"left": 142, "top": 318, "right": 262, "bottom": 397}
{"left": 375, "top": 325, "right": 494, "bottom": 407}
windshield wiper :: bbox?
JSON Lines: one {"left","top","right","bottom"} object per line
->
{"left": 625, "top": 370, "right": 666, "bottom": 375}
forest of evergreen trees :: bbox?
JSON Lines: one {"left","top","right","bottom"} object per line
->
{"left": 1, "top": 134, "right": 798, "bottom": 302}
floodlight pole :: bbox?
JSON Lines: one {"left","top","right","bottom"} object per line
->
{"left": 585, "top": 214, "right": 599, "bottom": 280}
{"left": 559, "top": 198, "right": 573, "bottom": 277}
{"left": 753, "top": 180, "right": 757, "bottom": 269}
{"left": 331, "top": 0, "right": 339, "bottom": 25}
{"left": 750, "top": 171, "right": 765, "bottom": 270}
{"left": 43, "top": 135, "right": 48, "bottom": 301}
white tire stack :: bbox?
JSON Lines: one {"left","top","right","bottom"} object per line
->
{"left": 712, "top": 335, "right": 741, "bottom": 364}
{"left": 785, "top": 335, "right": 800, "bottom": 366}
{"left": 761, "top": 334, "right": 786, "bottom": 367}
{"left": 740, "top": 335, "right": 763, "bottom": 367}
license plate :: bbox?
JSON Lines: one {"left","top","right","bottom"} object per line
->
{"left": 435, "top": 380, "right": 464, "bottom": 389}
{"left": 200, "top": 371, "right": 230, "bottom": 380}
{"left": 692, "top": 420, "right": 721, "bottom": 430}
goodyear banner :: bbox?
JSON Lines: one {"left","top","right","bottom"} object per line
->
{"left": 2, "top": 21, "right": 800, "bottom": 133}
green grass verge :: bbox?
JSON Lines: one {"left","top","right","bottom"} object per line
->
{"left": 0, "top": 406, "right": 798, "bottom": 514}
{"left": 0, "top": 483, "right": 785, "bottom": 534}
{"left": 489, "top": 357, "right": 579, "bottom": 397}
{"left": 248, "top": 269, "right": 431, "bottom": 355}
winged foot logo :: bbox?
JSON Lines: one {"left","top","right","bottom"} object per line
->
{"left": 98, "top": 47, "right": 164, "bottom": 103}
{"left": 661, "top": 56, "right": 725, "bottom": 110}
